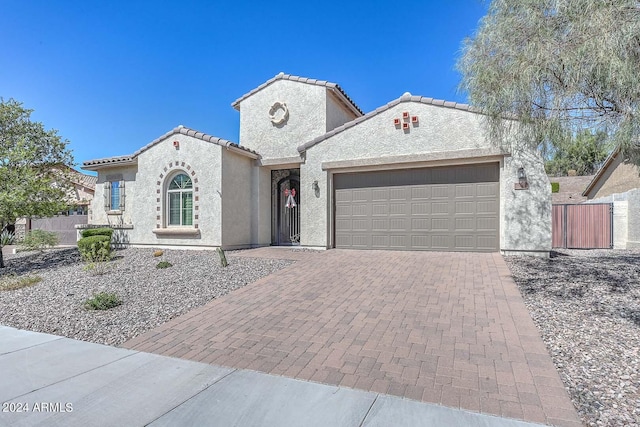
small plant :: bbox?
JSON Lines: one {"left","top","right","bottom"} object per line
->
{"left": 84, "top": 292, "right": 121, "bottom": 310}
{"left": 0, "top": 229, "right": 15, "bottom": 247}
{"left": 83, "top": 261, "right": 111, "bottom": 276}
{"left": 217, "top": 247, "right": 228, "bottom": 267}
{"left": 81, "top": 228, "right": 114, "bottom": 239}
{"left": 156, "top": 260, "right": 172, "bottom": 269}
{"left": 0, "top": 274, "right": 42, "bottom": 291}
{"left": 78, "top": 235, "right": 112, "bottom": 262}
{"left": 20, "top": 230, "right": 59, "bottom": 252}
{"left": 551, "top": 182, "right": 560, "bottom": 193}
{"left": 153, "top": 250, "right": 164, "bottom": 257}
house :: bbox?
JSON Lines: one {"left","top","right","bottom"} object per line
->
{"left": 549, "top": 175, "right": 594, "bottom": 204}
{"left": 14, "top": 169, "right": 96, "bottom": 244}
{"left": 82, "top": 72, "right": 551, "bottom": 255}
{"left": 582, "top": 148, "right": 640, "bottom": 249}
{"left": 582, "top": 147, "right": 640, "bottom": 200}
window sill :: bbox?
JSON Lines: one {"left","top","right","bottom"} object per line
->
{"left": 107, "top": 210, "right": 124, "bottom": 215}
{"left": 152, "top": 228, "right": 200, "bottom": 237}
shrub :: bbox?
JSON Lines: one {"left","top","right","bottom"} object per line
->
{"left": 84, "top": 292, "right": 121, "bottom": 310}
{"left": 81, "top": 228, "right": 114, "bottom": 239}
{"left": 20, "top": 230, "right": 59, "bottom": 252}
{"left": 156, "top": 261, "right": 172, "bottom": 269}
{"left": 551, "top": 182, "right": 560, "bottom": 193}
{"left": 0, "top": 274, "right": 42, "bottom": 291}
{"left": 78, "top": 235, "right": 112, "bottom": 262}
{"left": 0, "top": 229, "right": 15, "bottom": 247}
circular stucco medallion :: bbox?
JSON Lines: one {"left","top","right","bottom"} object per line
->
{"left": 268, "top": 101, "right": 289, "bottom": 125}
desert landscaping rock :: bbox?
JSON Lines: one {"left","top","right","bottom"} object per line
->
{"left": 505, "top": 249, "right": 640, "bottom": 427}
{"left": 0, "top": 248, "right": 292, "bottom": 346}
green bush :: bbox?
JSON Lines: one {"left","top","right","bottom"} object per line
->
{"left": 78, "top": 235, "right": 112, "bottom": 262}
{"left": 81, "top": 228, "right": 114, "bottom": 239}
{"left": 156, "top": 261, "right": 172, "bottom": 269}
{"left": 0, "top": 229, "right": 15, "bottom": 248}
{"left": 84, "top": 292, "right": 121, "bottom": 310}
{"left": 21, "top": 230, "right": 59, "bottom": 252}
{"left": 551, "top": 182, "right": 560, "bottom": 193}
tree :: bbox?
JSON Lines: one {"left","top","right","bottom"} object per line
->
{"left": 0, "top": 98, "right": 75, "bottom": 268}
{"left": 457, "top": 0, "right": 640, "bottom": 162}
{"left": 545, "top": 130, "right": 610, "bottom": 176}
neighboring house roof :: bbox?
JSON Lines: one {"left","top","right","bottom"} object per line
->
{"left": 548, "top": 175, "right": 594, "bottom": 204}
{"left": 83, "top": 126, "right": 259, "bottom": 170}
{"left": 297, "top": 93, "right": 478, "bottom": 154}
{"left": 582, "top": 146, "right": 620, "bottom": 197}
{"left": 232, "top": 72, "right": 364, "bottom": 117}
{"left": 71, "top": 171, "right": 97, "bottom": 190}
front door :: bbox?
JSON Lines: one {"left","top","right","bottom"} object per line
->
{"left": 277, "top": 177, "right": 300, "bottom": 245}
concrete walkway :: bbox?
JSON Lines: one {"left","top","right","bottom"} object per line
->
{"left": 0, "top": 326, "right": 546, "bottom": 427}
{"left": 124, "top": 249, "right": 581, "bottom": 427}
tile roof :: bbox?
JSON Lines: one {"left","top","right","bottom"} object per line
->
{"left": 231, "top": 72, "right": 364, "bottom": 116}
{"left": 297, "top": 93, "right": 477, "bottom": 153}
{"left": 548, "top": 175, "right": 594, "bottom": 204}
{"left": 83, "top": 126, "right": 259, "bottom": 169}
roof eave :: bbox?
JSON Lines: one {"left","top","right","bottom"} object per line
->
{"left": 582, "top": 146, "right": 620, "bottom": 197}
{"left": 81, "top": 158, "right": 138, "bottom": 171}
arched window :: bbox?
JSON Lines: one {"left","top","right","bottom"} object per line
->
{"left": 167, "top": 173, "right": 193, "bottom": 226}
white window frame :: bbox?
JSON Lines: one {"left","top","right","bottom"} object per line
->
{"left": 166, "top": 173, "right": 193, "bottom": 227}
{"left": 104, "top": 177, "right": 125, "bottom": 213}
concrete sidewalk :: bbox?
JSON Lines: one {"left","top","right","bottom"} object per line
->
{"left": 0, "top": 326, "right": 546, "bottom": 427}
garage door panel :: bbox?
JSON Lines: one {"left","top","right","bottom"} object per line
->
{"left": 411, "top": 202, "right": 431, "bottom": 215}
{"left": 412, "top": 218, "right": 430, "bottom": 231}
{"left": 431, "top": 186, "right": 449, "bottom": 199}
{"left": 431, "top": 218, "right": 450, "bottom": 231}
{"left": 372, "top": 219, "right": 388, "bottom": 232}
{"left": 455, "top": 184, "right": 476, "bottom": 198}
{"left": 334, "top": 163, "right": 499, "bottom": 251}
{"left": 477, "top": 200, "right": 498, "bottom": 214}
{"left": 372, "top": 204, "right": 388, "bottom": 216}
{"left": 455, "top": 201, "right": 475, "bottom": 214}
{"left": 455, "top": 217, "right": 475, "bottom": 231}
{"left": 371, "top": 188, "right": 389, "bottom": 201}
{"left": 431, "top": 202, "right": 449, "bottom": 215}
{"left": 352, "top": 189, "right": 370, "bottom": 202}
{"left": 411, "top": 187, "right": 431, "bottom": 199}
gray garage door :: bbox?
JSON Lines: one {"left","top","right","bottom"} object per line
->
{"left": 334, "top": 163, "right": 500, "bottom": 251}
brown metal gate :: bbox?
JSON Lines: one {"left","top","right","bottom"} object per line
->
{"left": 552, "top": 204, "right": 613, "bottom": 249}
{"left": 31, "top": 215, "right": 88, "bottom": 246}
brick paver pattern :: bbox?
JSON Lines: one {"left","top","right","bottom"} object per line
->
{"left": 123, "top": 249, "right": 581, "bottom": 427}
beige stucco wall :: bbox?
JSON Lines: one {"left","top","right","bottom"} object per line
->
{"left": 589, "top": 154, "right": 640, "bottom": 199}
{"left": 91, "top": 166, "right": 137, "bottom": 227}
{"left": 250, "top": 165, "right": 272, "bottom": 247}
{"left": 90, "top": 133, "right": 224, "bottom": 248}
{"left": 326, "top": 91, "right": 358, "bottom": 133}
{"left": 221, "top": 150, "right": 253, "bottom": 249}
{"left": 237, "top": 80, "right": 328, "bottom": 159}
{"left": 300, "top": 100, "right": 551, "bottom": 254}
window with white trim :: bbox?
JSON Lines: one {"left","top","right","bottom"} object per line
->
{"left": 167, "top": 173, "right": 193, "bottom": 226}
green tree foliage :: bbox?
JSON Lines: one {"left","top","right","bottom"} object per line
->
{"left": 0, "top": 98, "right": 74, "bottom": 267}
{"left": 458, "top": 0, "right": 640, "bottom": 161}
{"left": 545, "top": 130, "right": 610, "bottom": 176}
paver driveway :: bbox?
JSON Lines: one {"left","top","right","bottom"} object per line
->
{"left": 123, "top": 249, "right": 581, "bottom": 427}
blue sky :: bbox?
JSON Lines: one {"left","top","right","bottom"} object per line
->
{"left": 1, "top": 1, "right": 487, "bottom": 171}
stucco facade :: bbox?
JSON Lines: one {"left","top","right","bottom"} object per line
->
{"left": 84, "top": 72, "right": 551, "bottom": 255}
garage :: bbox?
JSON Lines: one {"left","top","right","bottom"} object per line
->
{"left": 334, "top": 163, "right": 500, "bottom": 251}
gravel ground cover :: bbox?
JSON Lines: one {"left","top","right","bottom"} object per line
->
{"left": 504, "top": 249, "right": 640, "bottom": 427}
{"left": 0, "top": 248, "right": 293, "bottom": 346}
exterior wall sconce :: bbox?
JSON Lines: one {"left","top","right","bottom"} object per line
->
{"left": 173, "top": 140, "right": 180, "bottom": 149}
{"left": 515, "top": 167, "right": 529, "bottom": 190}
{"left": 312, "top": 180, "right": 320, "bottom": 197}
